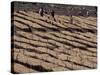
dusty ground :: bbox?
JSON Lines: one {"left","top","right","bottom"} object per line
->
{"left": 11, "top": 11, "right": 97, "bottom": 74}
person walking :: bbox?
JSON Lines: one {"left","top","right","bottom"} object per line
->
{"left": 39, "top": 7, "right": 44, "bottom": 16}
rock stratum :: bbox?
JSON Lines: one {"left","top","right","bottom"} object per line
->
{"left": 11, "top": 10, "right": 97, "bottom": 74}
